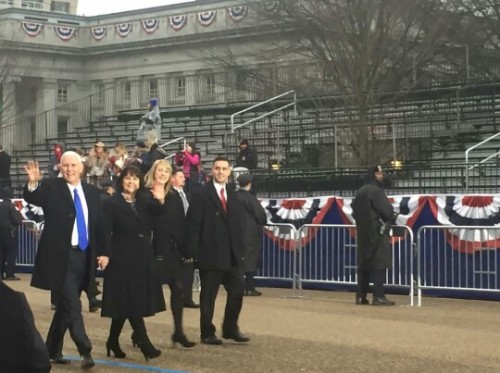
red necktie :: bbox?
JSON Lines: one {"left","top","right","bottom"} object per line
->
{"left": 220, "top": 188, "right": 227, "bottom": 213}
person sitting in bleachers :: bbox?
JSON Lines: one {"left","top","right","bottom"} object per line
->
{"left": 137, "top": 98, "right": 162, "bottom": 144}
{"left": 86, "top": 141, "right": 110, "bottom": 186}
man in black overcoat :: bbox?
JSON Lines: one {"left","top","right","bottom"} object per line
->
{"left": 186, "top": 156, "right": 249, "bottom": 345}
{"left": 23, "top": 151, "right": 101, "bottom": 368}
{"left": 170, "top": 168, "right": 199, "bottom": 308}
{"left": 236, "top": 174, "right": 267, "bottom": 296}
{"left": 0, "top": 280, "right": 51, "bottom": 372}
{"left": 351, "top": 165, "right": 397, "bottom": 306}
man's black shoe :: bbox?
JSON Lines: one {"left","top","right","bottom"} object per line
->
{"left": 81, "top": 353, "right": 95, "bottom": 369}
{"left": 201, "top": 335, "right": 222, "bottom": 345}
{"left": 372, "top": 296, "right": 396, "bottom": 306}
{"left": 88, "top": 299, "right": 102, "bottom": 313}
{"left": 50, "top": 354, "right": 70, "bottom": 365}
{"left": 355, "top": 297, "right": 369, "bottom": 305}
{"left": 222, "top": 331, "right": 250, "bottom": 343}
{"left": 183, "top": 301, "right": 200, "bottom": 309}
{"left": 245, "top": 290, "right": 262, "bottom": 296}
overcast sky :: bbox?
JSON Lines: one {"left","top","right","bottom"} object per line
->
{"left": 77, "top": 0, "right": 195, "bottom": 16}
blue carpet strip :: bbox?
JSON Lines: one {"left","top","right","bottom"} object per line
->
{"left": 66, "top": 356, "right": 190, "bottom": 372}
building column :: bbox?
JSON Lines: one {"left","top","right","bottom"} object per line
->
{"left": 1, "top": 79, "right": 17, "bottom": 151}
{"left": 103, "top": 80, "right": 115, "bottom": 117}
{"left": 130, "top": 80, "right": 140, "bottom": 109}
{"left": 35, "top": 78, "right": 57, "bottom": 143}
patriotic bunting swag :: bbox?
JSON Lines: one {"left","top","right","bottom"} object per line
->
{"left": 197, "top": 11, "right": 216, "bottom": 27}
{"left": 54, "top": 26, "right": 76, "bottom": 41}
{"left": 141, "top": 19, "right": 159, "bottom": 34}
{"left": 20, "top": 22, "right": 44, "bottom": 37}
{"left": 90, "top": 27, "right": 107, "bottom": 41}
{"left": 169, "top": 15, "right": 187, "bottom": 31}
{"left": 115, "top": 23, "right": 132, "bottom": 38}
{"left": 228, "top": 6, "right": 248, "bottom": 22}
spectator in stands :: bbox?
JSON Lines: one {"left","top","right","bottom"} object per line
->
{"left": 351, "top": 165, "right": 398, "bottom": 306}
{"left": 174, "top": 142, "right": 202, "bottom": 193}
{"left": 144, "top": 160, "right": 196, "bottom": 348}
{"left": 137, "top": 98, "right": 162, "bottom": 144}
{"left": 128, "top": 141, "right": 148, "bottom": 169}
{"left": 236, "top": 139, "right": 258, "bottom": 170}
{"left": 236, "top": 174, "right": 267, "bottom": 296}
{"left": 108, "top": 143, "right": 129, "bottom": 178}
{"left": 0, "top": 281, "right": 51, "bottom": 373}
{"left": 48, "top": 143, "right": 64, "bottom": 178}
{"left": 140, "top": 142, "right": 168, "bottom": 174}
{"left": 86, "top": 142, "right": 110, "bottom": 186}
{"left": 0, "top": 186, "right": 23, "bottom": 281}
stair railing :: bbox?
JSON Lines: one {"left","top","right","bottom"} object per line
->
{"left": 159, "top": 136, "right": 185, "bottom": 150}
{"left": 465, "top": 132, "right": 500, "bottom": 192}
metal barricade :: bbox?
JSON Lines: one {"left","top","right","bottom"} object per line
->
{"left": 16, "top": 220, "right": 41, "bottom": 268}
{"left": 257, "top": 223, "right": 299, "bottom": 294}
{"left": 296, "top": 224, "right": 415, "bottom": 304}
{"left": 416, "top": 225, "right": 500, "bottom": 306}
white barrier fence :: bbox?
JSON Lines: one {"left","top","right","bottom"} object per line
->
{"left": 416, "top": 225, "right": 500, "bottom": 306}
{"left": 17, "top": 221, "right": 500, "bottom": 306}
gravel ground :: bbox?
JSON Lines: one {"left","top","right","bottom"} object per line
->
{"left": 6, "top": 274, "right": 500, "bottom": 373}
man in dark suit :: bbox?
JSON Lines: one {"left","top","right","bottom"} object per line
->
{"left": 0, "top": 280, "right": 51, "bottom": 372}
{"left": 187, "top": 155, "right": 249, "bottom": 345}
{"left": 24, "top": 151, "right": 101, "bottom": 369}
{"left": 171, "top": 168, "right": 199, "bottom": 308}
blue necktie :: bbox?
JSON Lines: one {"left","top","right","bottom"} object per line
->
{"left": 73, "top": 188, "right": 88, "bottom": 251}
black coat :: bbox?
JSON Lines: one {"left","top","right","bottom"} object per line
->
{"left": 187, "top": 182, "right": 245, "bottom": 271}
{"left": 236, "top": 146, "right": 258, "bottom": 169}
{"left": 236, "top": 189, "right": 267, "bottom": 272}
{"left": 0, "top": 281, "right": 50, "bottom": 373}
{"left": 100, "top": 192, "right": 166, "bottom": 319}
{"left": 351, "top": 180, "right": 395, "bottom": 271}
{"left": 153, "top": 189, "right": 188, "bottom": 284}
{"left": 23, "top": 178, "right": 101, "bottom": 292}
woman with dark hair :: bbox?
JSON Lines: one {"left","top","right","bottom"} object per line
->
{"left": 99, "top": 165, "right": 166, "bottom": 361}
{"left": 144, "top": 160, "right": 196, "bottom": 348}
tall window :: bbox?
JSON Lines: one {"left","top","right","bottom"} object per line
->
{"left": 123, "top": 82, "right": 131, "bottom": 103}
{"left": 57, "top": 117, "right": 68, "bottom": 136}
{"left": 50, "top": 1, "right": 69, "bottom": 12}
{"left": 22, "top": 0, "right": 43, "bottom": 9}
{"left": 149, "top": 79, "right": 158, "bottom": 99}
{"left": 176, "top": 77, "right": 186, "bottom": 97}
{"left": 57, "top": 85, "right": 68, "bottom": 103}
{"left": 96, "top": 83, "right": 104, "bottom": 102}
{"left": 205, "top": 75, "right": 215, "bottom": 96}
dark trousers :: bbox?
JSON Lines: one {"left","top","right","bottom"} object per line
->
{"left": 357, "top": 268, "right": 386, "bottom": 299}
{"left": 46, "top": 248, "right": 92, "bottom": 356}
{"left": 182, "top": 262, "right": 195, "bottom": 304}
{"left": 199, "top": 267, "right": 244, "bottom": 338}
{"left": 50, "top": 280, "right": 99, "bottom": 306}
{"left": 244, "top": 271, "right": 257, "bottom": 292}
{"left": 0, "top": 227, "right": 17, "bottom": 278}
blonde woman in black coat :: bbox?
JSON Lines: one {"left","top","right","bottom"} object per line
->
{"left": 145, "top": 159, "right": 196, "bottom": 348}
{"left": 99, "top": 165, "right": 166, "bottom": 361}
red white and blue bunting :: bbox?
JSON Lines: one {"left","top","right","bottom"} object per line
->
{"left": 54, "top": 26, "right": 76, "bottom": 41}
{"left": 115, "top": 23, "right": 132, "bottom": 38}
{"left": 141, "top": 19, "right": 159, "bottom": 34}
{"left": 20, "top": 21, "right": 44, "bottom": 37}
{"left": 169, "top": 15, "right": 187, "bottom": 31}
{"left": 262, "top": 1, "right": 279, "bottom": 13}
{"left": 90, "top": 26, "right": 107, "bottom": 41}
{"left": 198, "top": 11, "right": 216, "bottom": 27}
{"left": 228, "top": 6, "right": 248, "bottom": 22}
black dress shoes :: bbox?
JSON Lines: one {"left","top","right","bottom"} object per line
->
{"left": 183, "top": 301, "right": 200, "bottom": 309}
{"left": 50, "top": 354, "right": 70, "bottom": 365}
{"left": 4, "top": 276, "right": 20, "bottom": 281}
{"left": 372, "top": 296, "right": 396, "bottom": 306}
{"left": 201, "top": 335, "right": 223, "bottom": 345}
{"left": 244, "top": 290, "right": 262, "bottom": 296}
{"left": 88, "top": 298, "right": 102, "bottom": 313}
{"left": 81, "top": 353, "right": 95, "bottom": 369}
{"left": 222, "top": 331, "right": 250, "bottom": 343}
{"left": 355, "top": 297, "right": 369, "bottom": 305}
